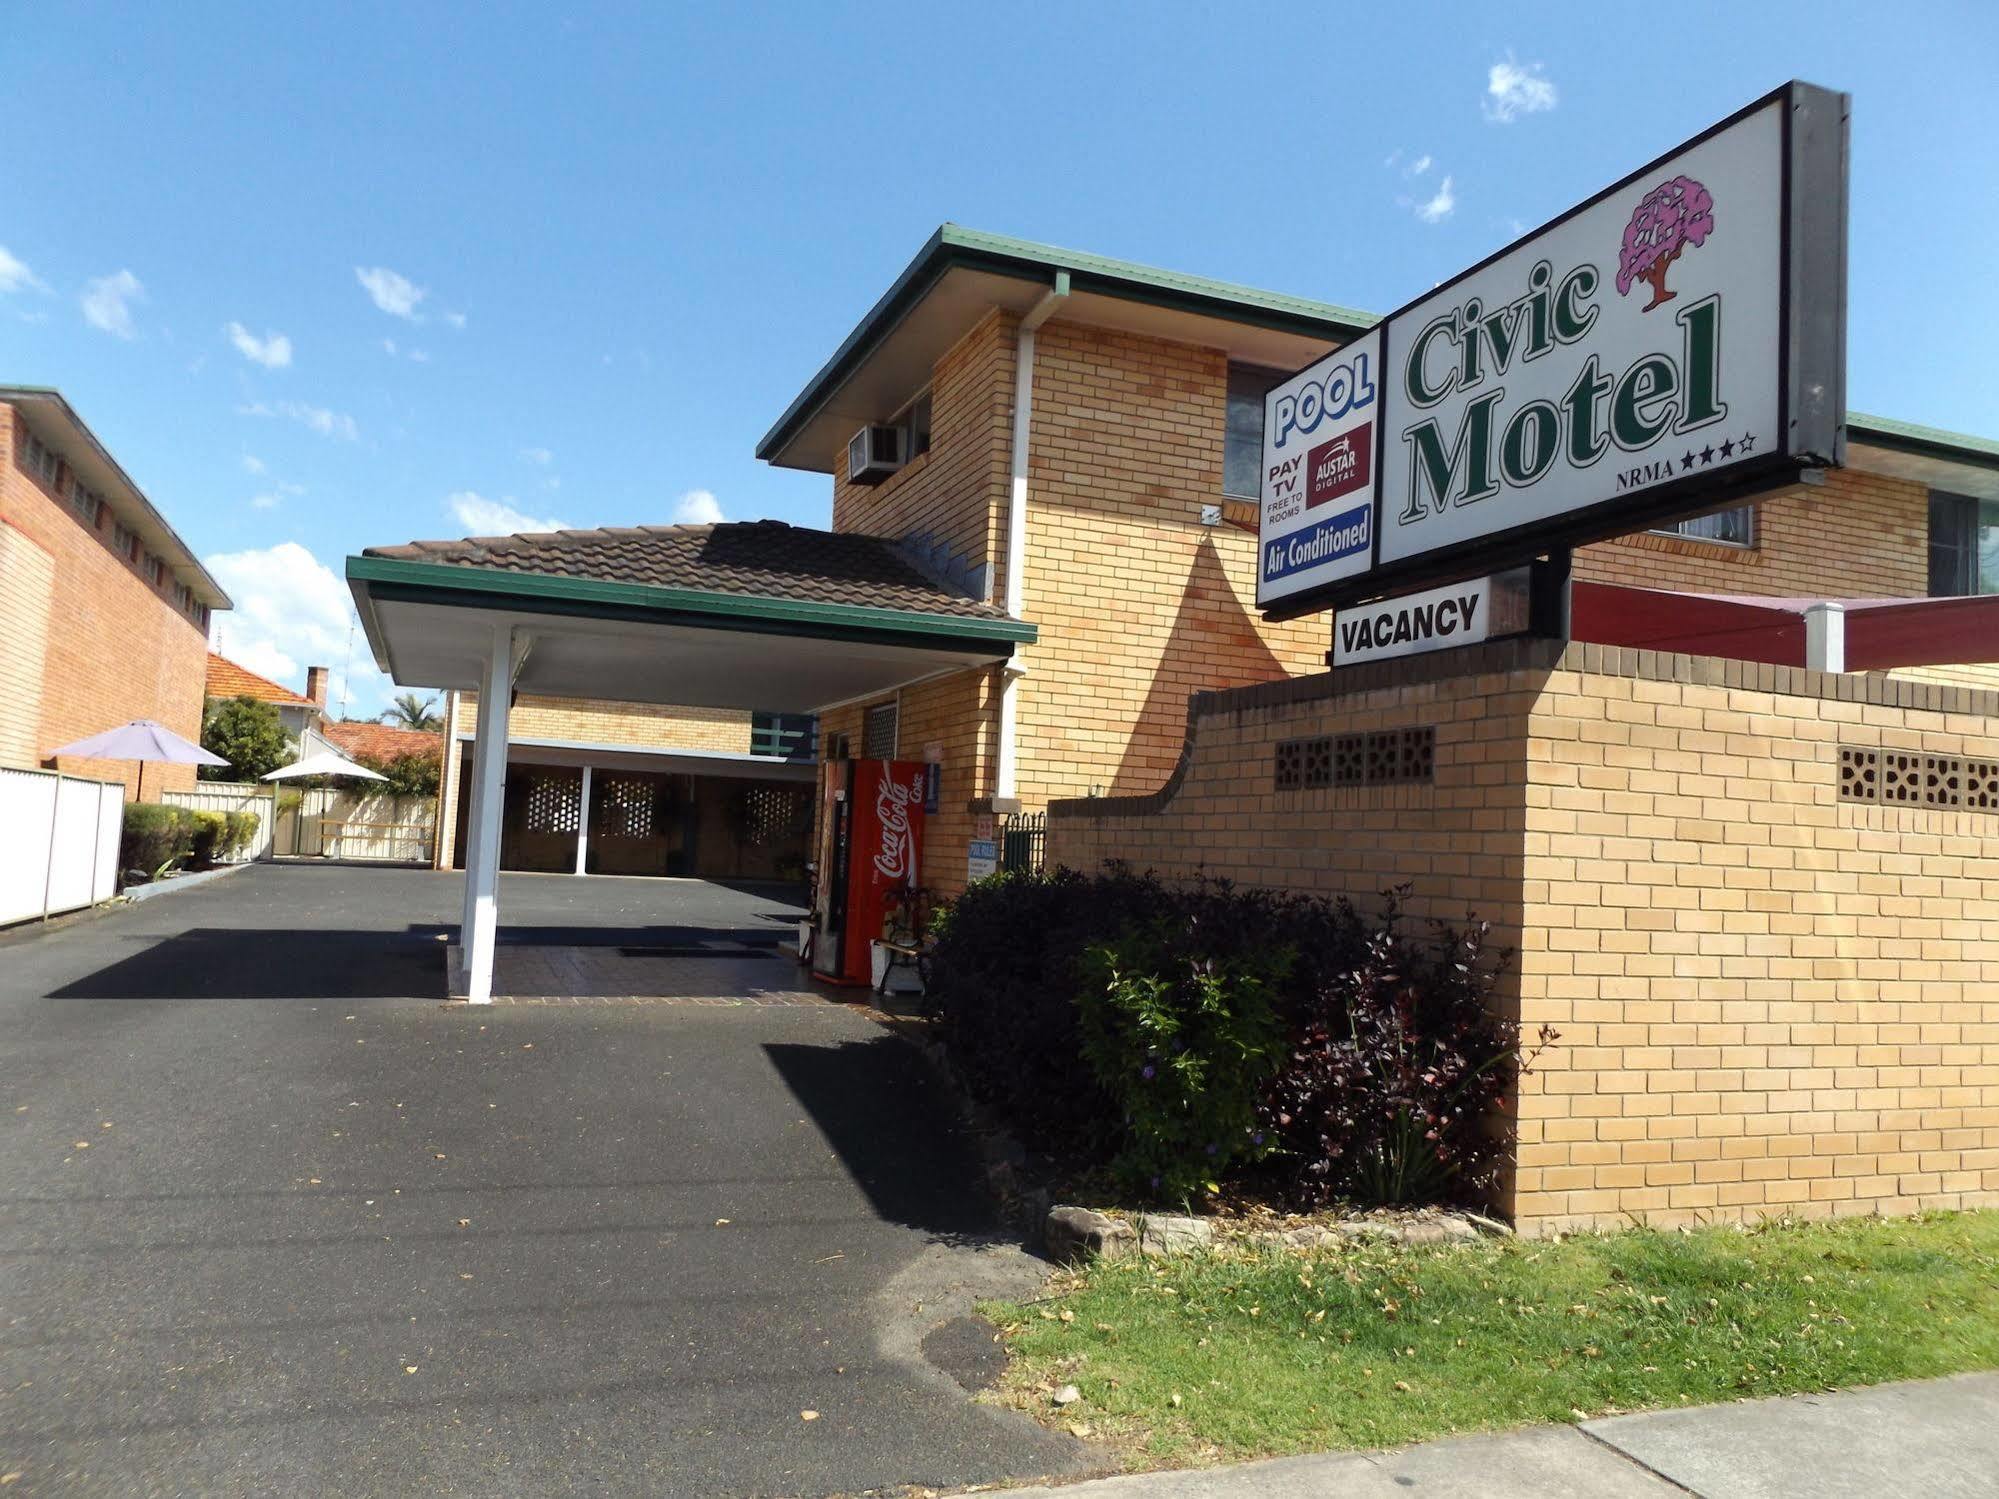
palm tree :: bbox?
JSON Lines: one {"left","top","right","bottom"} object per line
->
{"left": 382, "top": 692, "right": 443, "bottom": 733}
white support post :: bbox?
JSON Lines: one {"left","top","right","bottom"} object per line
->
{"left": 573, "top": 764, "right": 592, "bottom": 876}
{"left": 462, "top": 623, "right": 515, "bottom": 1004}
{"left": 1805, "top": 601, "right": 1847, "bottom": 673}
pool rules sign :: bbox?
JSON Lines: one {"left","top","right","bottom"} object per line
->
{"left": 1258, "top": 82, "right": 1848, "bottom": 618}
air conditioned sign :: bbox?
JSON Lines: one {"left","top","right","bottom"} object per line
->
{"left": 1259, "top": 82, "right": 1847, "bottom": 619}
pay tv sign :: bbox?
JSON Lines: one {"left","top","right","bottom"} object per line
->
{"left": 1258, "top": 81, "right": 1848, "bottom": 616}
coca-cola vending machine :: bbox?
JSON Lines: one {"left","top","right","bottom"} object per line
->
{"left": 811, "top": 758, "right": 927, "bottom": 986}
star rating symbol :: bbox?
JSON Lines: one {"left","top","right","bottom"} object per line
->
{"left": 1739, "top": 431, "right": 1757, "bottom": 453}
{"left": 1699, "top": 444, "right": 1716, "bottom": 466}
{"left": 1681, "top": 450, "right": 1697, "bottom": 472}
{"left": 1719, "top": 437, "right": 1737, "bottom": 459}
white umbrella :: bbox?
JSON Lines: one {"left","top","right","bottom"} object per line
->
{"left": 262, "top": 750, "right": 387, "bottom": 782}
{"left": 47, "top": 718, "right": 228, "bottom": 801}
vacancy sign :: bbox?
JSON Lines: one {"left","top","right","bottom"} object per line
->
{"left": 1256, "top": 328, "right": 1383, "bottom": 608}
{"left": 1260, "top": 81, "right": 1847, "bottom": 619}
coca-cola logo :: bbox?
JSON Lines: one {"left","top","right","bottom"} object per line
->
{"left": 872, "top": 769, "right": 924, "bottom": 881}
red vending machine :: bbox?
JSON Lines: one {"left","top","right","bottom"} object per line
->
{"left": 811, "top": 758, "right": 928, "bottom": 986}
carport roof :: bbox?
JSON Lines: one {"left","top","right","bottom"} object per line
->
{"left": 347, "top": 520, "right": 1034, "bottom": 714}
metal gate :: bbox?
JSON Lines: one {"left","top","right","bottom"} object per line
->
{"left": 997, "top": 810, "right": 1046, "bottom": 873}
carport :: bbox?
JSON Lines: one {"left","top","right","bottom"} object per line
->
{"left": 347, "top": 520, "right": 1034, "bottom": 1003}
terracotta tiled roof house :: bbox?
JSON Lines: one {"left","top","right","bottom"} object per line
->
{"left": 0, "top": 387, "right": 231, "bottom": 799}
{"left": 318, "top": 718, "right": 441, "bottom": 764}
{"left": 204, "top": 652, "right": 324, "bottom": 746}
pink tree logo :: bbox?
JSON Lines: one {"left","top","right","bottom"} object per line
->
{"left": 1616, "top": 175, "right": 1716, "bottom": 312}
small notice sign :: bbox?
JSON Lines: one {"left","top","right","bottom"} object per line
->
{"left": 966, "top": 839, "right": 998, "bottom": 881}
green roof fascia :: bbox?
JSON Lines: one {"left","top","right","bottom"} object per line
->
{"left": 344, "top": 553, "right": 1037, "bottom": 650}
{"left": 754, "top": 224, "right": 1378, "bottom": 464}
{"left": 1849, "top": 412, "right": 1999, "bottom": 473}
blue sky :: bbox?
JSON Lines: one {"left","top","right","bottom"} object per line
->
{"left": 4, "top": 3, "right": 1995, "bottom": 716}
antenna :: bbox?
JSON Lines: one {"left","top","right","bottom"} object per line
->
{"left": 339, "top": 619, "right": 355, "bottom": 719}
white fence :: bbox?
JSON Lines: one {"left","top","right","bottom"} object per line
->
{"left": 275, "top": 786, "right": 437, "bottom": 863}
{"left": 162, "top": 783, "right": 278, "bottom": 862}
{"left": 0, "top": 767, "right": 124, "bottom": 926}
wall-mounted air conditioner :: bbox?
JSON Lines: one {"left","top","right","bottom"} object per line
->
{"left": 846, "top": 424, "right": 906, "bottom": 486}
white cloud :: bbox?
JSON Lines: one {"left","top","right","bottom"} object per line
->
{"left": 81, "top": 270, "right": 144, "bottom": 338}
{"left": 239, "top": 399, "right": 359, "bottom": 441}
{"left": 204, "top": 540, "right": 392, "bottom": 718}
{"left": 250, "top": 480, "right": 305, "bottom": 509}
{"left": 1485, "top": 56, "right": 1557, "bottom": 123}
{"left": 443, "top": 310, "right": 466, "bottom": 330}
{"left": 671, "top": 488, "right": 725, "bottom": 525}
{"left": 382, "top": 337, "right": 397, "bottom": 356}
{"left": 355, "top": 265, "right": 427, "bottom": 320}
{"left": 241, "top": 453, "right": 267, "bottom": 476}
{"left": 520, "top": 446, "right": 554, "bottom": 466}
{"left": 446, "top": 490, "right": 568, "bottom": 536}
{"left": 0, "top": 246, "right": 47, "bottom": 294}
{"left": 1414, "top": 176, "right": 1457, "bottom": 225}
{"left": 225, "top": 321, "right": 292, "bottom": 369}
{"left": 407, "top": 348, "right": 430, "bottom": 363}
{"left": 1410, "top": 154, "right": 1432, "bottom": 176}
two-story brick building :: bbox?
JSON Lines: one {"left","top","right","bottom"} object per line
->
{"left": 755, "top": 227, "right": 1998, "bottom": 897}
{"left": 1, "top": 387, "right": 230, "bottom": 798}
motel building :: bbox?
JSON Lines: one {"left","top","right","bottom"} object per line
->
{"left": 352, "top": 85, "right": 1999, "bottom": 1233}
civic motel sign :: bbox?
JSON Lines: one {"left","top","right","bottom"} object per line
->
{"left": 1258, "top": 81, "right": 1849, "bottom": 620}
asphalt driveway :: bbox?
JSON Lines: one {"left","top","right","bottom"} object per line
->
{"left": 0, "top": 865, "right": 1080, "bottom": 1496}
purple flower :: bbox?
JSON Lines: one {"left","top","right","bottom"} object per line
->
{"left": 1252, "top": 1131, "right": 1264, "bottom": 1145}
{"left": 1205, "top": 1143, "right": 1219, "bottom": 1156}
{"left": 1141, "top": 1065, "right": 1156, "bottom": 1080}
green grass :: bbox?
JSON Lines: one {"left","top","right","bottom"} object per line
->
{"left": 986, "top": 1211, "right": 1999, "bottom": 1467}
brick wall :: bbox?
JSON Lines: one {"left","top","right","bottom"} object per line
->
{"left": 1578, "top": 467, "right": 1928, "bottom": 599}
{"left": 0, "top": 407, "right": 209, "bottom": 797}
{"left": 1049, "top": 640, "right": 1999, "bottom": 1233}
{"left": 0, "top": 520, "right": 54, "bottom": 767}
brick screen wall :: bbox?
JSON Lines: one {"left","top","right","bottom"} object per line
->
{"left": 1049, "top": 640, "right": 1999, "bottom": 1233}
{"left": 0, "top": 406, "right": 209, "bottom": 797}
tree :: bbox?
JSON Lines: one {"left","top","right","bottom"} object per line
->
{"left": 382, "top": 692, "right": 443, "bottom": 733}
{"left": 1616, "top": 175, "right": 1715, "bottom": 313}
{"left": 357, "top": 750, "right": 441, "bottom": 798}
{"left": 200, "top": 695, "right": 291, "bottom": 782}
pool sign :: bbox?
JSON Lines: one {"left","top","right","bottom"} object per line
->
{"left": 1257, "top": 330, "right": 1382, "bottom": 606}
{"left": 1260, "top": 82, "right": 1847, "bottom": 619}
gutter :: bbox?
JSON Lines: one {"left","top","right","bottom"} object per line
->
{"left": 994, "top": 273, "right": 1070, "bottom": 810}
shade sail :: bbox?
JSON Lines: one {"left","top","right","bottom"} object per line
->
{"left": 48, "top": 719, "right": 228, "bottom": 766}
{"left": 262, "top": 751, "right": 388, "bottom": 782}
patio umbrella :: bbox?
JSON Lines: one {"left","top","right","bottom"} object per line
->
{"left": 46, "top": 718, "right": 229, "bottom": 802}
{"left": 261, "top": 749, "right": 387, "bottom": 782}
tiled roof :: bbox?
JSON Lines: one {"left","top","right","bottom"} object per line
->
{"left": 206, "top": 652, "right": 314, "bottom": 707}
{"left": 362, "top": 520, "right": 1009, "bottom": 620}
{"left": 320, "top": 720, "right": 441, "bottom": 762}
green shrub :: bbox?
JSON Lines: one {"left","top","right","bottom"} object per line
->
{"left": 1078, "top": 919, "right": 1287, "bottom": 1200}
{"left": 188, "top": 811, "right": 227, "bottom": 866}
{"left": 200, "top": 695, "right": 290, "bottom": 781}
{"left": 120, "top": 804, "right": 193, "bottom": 879}
{"left": 222, "top": 810, "right": 260, "bottom": 859}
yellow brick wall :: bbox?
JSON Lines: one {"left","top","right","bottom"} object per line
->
{"left": 1048, "top": 641, "right": 1999, "bottom": 1233}
{"left": 1578, "top": 467, "right": 1928, "bottom": 599}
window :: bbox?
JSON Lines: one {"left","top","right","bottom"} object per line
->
{"left": 19, "top": 430, "right": 59, "bottom": 490}
{"left": 1653, "top": 505, "right": 1755, "bottom": 547}
{"left": 898, "top": 390, "right": 932, "bottom": 460}
{"left": 1930, "top": 490, "right": 1998, "bottom": 596}
{"left": 111, "top": 520, "right": 138, "bottom": 560}
{"left": 1223, "top": 364, "right": 1283, "bottom": 500}
{"left": 68, "top": 479, "right": 100, "bottom": 526}
{"left": 861, "top": 702, "right": 898, "bottom": 759}
{"left": 751, "top": 711, "right": 818, "bottom": 761}
{"left": 145, "top": 554, "right": 164, "bottom": 587}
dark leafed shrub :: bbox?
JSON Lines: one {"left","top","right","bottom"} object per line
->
{"left": 1257, "top": 886, "right": 1552, "bottom": 1209}
{"left": 120, "top": 804, "right": 192, "bottom": 879}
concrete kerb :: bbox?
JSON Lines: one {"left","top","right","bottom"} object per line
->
{"left": 116, "top": 860, "right": 252, "bottom": 904}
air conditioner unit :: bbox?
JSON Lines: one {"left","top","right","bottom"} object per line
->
{"left": 846, "top": 424, "right": 906, "bottom": 486}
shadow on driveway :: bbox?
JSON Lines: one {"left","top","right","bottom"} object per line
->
{"left": 46, "top": 926, "right": 450, "bottom": 1001}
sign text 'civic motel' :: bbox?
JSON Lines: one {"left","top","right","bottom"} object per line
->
{"left": 1256, "top": 82, "right": 1846, "bottom": 616}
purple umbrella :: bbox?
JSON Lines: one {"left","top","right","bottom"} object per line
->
{"left": 47, "top": 719, "right": 229, "bottom": 802}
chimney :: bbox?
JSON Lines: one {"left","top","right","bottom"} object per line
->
{"left": 305, "top": 666, "right": 328, "bottom": 707}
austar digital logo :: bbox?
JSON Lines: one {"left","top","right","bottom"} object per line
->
{"left": 1307, "top": 427, "right": 1371, "bottom": 509}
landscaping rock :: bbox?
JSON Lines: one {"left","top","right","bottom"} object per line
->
{"left": 1136, "top": 1213, "right": 1214, "bottom": 1256}
{"left": 1044, "top": 1206, "right": 1135, "bottom": 1263}
{"left": 1461, "top": 1211, "right": 1515, "bottom": 1237}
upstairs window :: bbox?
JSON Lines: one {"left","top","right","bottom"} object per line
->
{"left": 69, "top": 479, "right": 101, "bottom": 526}
{"left": 861, "top": 702, "right": 898, "bottom": 759}
{"left": 1223, "top": 364, "right": 1284, "bottom": 500}
{"left": 111, "top": 520, "right": 138, "bottom": 560}
{"left": 751, "top": 711, "right": 818, "bottom": 762}
{"left": 899, "top": 390, "right": 932, "bottom": 460}
{"left": 19, "top": 430, "right": 59, "bottom": 490}
{"left": 1930, "top": 490, "right": 1998, "bottom": 596}
{"left": 1652, "top": 505, "right": 1755, "bottom": 547}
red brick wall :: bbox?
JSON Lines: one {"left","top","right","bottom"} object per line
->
{"left": 0, "top": 406, "right": 210, "bottom": 797}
